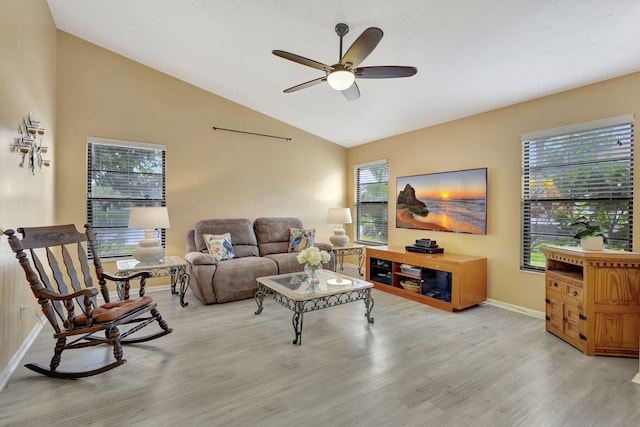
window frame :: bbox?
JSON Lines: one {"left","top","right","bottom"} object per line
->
{"left": 354, "top": 159, "right": 389, "bottom": 245}
{"left": 86, "top": 137, "right": 167, "bottom": 259}
{"left": 521, "top": 114, "right": 634, "bottom": 272}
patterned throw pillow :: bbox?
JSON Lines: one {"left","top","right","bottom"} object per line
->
{"left": 288, "top": 228, "right": 315, "bottom": 253}
{"left": 203, "top": 233, "right": 235, "bottom": 261}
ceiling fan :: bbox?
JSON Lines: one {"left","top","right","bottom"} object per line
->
{"left": 273, "top": 23, "right": 418, "bottom": 101}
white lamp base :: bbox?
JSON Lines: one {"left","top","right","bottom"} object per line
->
{"left": 133, "top": 233, "right": 165, "bottom": 263}
{"left": 330, "top": 228, "right": 350, "bottom": 246}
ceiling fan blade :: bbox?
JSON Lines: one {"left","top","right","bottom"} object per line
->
{"left": 355, "top": 66, "right": 418, "bottom": 79}
{"left": 341, "top": 27, "right": 383, "bottom": 68}
{"left": 283, "top": 76, "right": 327, "bottom": 93}
{"left": 273, "top": 50, "right": 333, "bottom": 72}
{"left": 341, "top": 82, "right": 360, "bottom": 101}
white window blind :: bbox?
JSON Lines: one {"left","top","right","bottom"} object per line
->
{"left": 521, "top": 114, "right": 634, "bottom": 271}
{"left": 87, "top": 137, "right": 167, "bottom": 258}
{"left": 355, "top": 159, "right": 388, "bottom": 244}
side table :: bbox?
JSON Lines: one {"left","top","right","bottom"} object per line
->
{"left": 115, "top": 256, "right": 190, "bottom": 307}
{"left": 332, "top": 244, "right": 365, "bottom": 276}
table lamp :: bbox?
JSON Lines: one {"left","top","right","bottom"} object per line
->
{"left": 128, "top": 206, "right": 170, "bottom": 263}
{"left": 327, "top": 207, "right": 352, "bottom": 246}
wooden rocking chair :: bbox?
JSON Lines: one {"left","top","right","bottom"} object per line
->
{"left": 4, "top": 223, "right": 173, "bottom": 378}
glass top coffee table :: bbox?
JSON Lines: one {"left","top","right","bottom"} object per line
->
{"left": 255, "top": 269, "right": 374, "bottom": 345}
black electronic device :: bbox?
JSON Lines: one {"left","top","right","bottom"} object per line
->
{"left": 405, "top": 245, "right": 444, "bottom": 254}
{"left": 424, "top": 247, "right": 444, "bottom": 254}
{"left": 415, "top": 239, "right": 438, "bottom": 248}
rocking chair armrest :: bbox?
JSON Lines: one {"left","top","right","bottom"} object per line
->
{"left": 39, "top": 287, "right": 99, "bottom": 301}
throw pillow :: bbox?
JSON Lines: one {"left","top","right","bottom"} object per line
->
{"left": 288, "top": 228, "right": 315, "bottom": 253}
{"left": 203, "top": 233, "right": 235, "bottom": 261}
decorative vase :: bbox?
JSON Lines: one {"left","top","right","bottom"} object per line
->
{"left": 581, "top": 236, "right": 604, "bottom": 251}
{"left": 304, "top": 262, "right": 322, "bottom": 290}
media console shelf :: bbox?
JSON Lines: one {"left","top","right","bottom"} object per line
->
{"left": 366, "top": 245, "right": 487, "bottom": 312}
{"left": 541, "top": 246, "right": 640, "bottom": 357}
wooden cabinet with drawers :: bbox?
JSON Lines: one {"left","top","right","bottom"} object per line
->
{"left": 366, "top": 245, "right": 487, "bottom": 312}
{"left": 541, "top": 246, "right": 640, "bottom": 357}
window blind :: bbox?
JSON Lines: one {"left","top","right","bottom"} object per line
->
{"left": 355, "top": 159, "right": 388, "bottom": 244}
{"left": 87, "top": 137, "right": 167, "bottom": 258}
{"left": 521, "top": 115, "right": 634, "bottom": 271}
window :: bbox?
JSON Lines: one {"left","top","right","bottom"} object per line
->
{"left": 355, "top": 159, "right": 388, "bottom": 244}
{"left": 87, "top": 137, "right": 166, "bottom": 258}
{"left": 521, "top": 114, "right": 634, "bottom": 271}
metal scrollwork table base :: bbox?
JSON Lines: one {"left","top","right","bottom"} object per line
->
{"left": 255, "top": 270, "right": 374, "bottom": 345}
{"left": 116, "top": 256, "right": 190, "bottom": 307}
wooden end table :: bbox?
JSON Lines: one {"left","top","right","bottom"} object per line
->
{"left": 115, "top": 256, "right": 190, "bottom": 307}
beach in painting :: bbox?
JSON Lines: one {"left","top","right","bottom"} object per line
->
{"left": 396, "top": 168, "right": 487, "bottom": 234}
{"left": 397, "top": 198, "right": 486, "bottom": 234}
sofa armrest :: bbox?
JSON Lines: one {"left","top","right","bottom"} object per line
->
{"left": 315, "top": 242, "right": 335, "bottom": 271}
{"left": 186, "top": 252, "right": 219, "bottom": 304}
{"left": 315, "top": 242, "right": 332, "bottom": 252}
{"left": 185, "top": 251, "right": 219, "bottom": 265}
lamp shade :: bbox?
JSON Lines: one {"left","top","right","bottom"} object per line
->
{"left": 328, "top": 208, "right": 352, "bottom": 247}
{"left": 128, "top": 207, "right": 170, "bottom": 263}
{"left": 327, "top": 70, "right": 355, "bottom": 91}
{"left": 327, "top": 207, "right": 352, "bottom": 225}
{"left": 128, "top": 207, "right": 171, "bottom": 229}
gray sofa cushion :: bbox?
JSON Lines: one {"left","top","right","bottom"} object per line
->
{"left": 254, "top": 217, "right": 303, "bottom": 256}
{"left": 263, "top": 252, "right": 305, "bottom": 274}
{"left": 194, "top": 218, "right": 259, "bottom": 258}
{"left": 213, "top": 257, "right": 277, "bottom": 303}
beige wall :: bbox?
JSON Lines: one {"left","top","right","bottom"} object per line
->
{"left": 0, "top": 0, "right": 56, "bottom": 376}
{"left": 2, "top": 0, "right": 640, "bottom": 380}
{"left": 348, "top": 71, "right": 640, "bottom": 312}
{"left": 55, "top": 32, "right": 347, "bottom": 279}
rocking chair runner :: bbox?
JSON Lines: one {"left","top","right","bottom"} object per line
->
{"left": 5, "top": 224, "right": 172, "bottom": 379}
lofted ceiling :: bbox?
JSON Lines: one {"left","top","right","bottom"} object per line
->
{"left": 47, "top": 0, "right": 640, "bottom": 148}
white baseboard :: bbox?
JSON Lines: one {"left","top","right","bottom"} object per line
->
{"left": 484, "top": 298, "right": 545, "bottom": 319}
{"left": 0, "top": 319, "right": 44, "bottom": 393}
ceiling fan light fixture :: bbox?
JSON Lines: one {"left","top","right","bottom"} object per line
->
{"left": 327, "top": 70, "right": 355, "bottom": 90}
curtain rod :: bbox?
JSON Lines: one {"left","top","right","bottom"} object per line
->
{"left": 212, "top": 126, "right": 292, "bottom": 141}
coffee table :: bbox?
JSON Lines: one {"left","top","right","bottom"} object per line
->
{"left": 255, "top": 269, "right": 374, "bottom": 345}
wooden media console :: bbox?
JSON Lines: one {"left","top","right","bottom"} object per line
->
{"left": 366, "top": 245, "right": 487, "bottom": 312}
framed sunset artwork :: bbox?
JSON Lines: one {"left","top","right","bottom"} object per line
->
{"left": 396, "top": 168, "right": 487, "bottom": 235}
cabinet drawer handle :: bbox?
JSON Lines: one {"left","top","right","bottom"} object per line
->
{"left": 552, "top": 282, "right": 559, "bottom": 288}
{"left": 572, "top": 290, "right": 578, "bottom": 297}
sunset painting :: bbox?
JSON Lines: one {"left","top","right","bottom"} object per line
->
{"left": 396, "top": 168, "right": 487, "bottom": 234}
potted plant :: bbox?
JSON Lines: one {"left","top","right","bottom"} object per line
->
{"left": 571, "top": 216, "right": 607, "bottom": 251}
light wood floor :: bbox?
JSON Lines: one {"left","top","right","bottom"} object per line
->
{"left": 1, "top": 281, "right": 639, "bottom": 426}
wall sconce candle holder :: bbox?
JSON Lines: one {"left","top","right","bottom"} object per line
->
{"left": 14, "top": 112, "right": 51, "bottom": 174}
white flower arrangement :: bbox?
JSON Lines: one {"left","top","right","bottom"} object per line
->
{"left": 296, "top": 246, "right": 331, "bottom": 266}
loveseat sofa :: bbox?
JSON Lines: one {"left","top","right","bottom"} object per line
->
{"left": 185, "top": 217, "right": 334, "bottom": 304}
